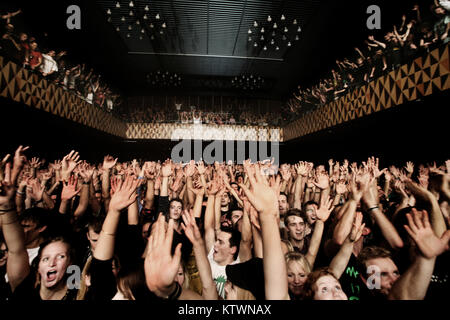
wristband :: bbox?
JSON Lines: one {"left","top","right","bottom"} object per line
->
{"left": 167, "top": 282, "right": 182, "bottom": 300}
{"left": 2, "top": 217, "right": 19, "bottom": 225}
{"left": 16, "top": 190, "right": 25, "bottom": 195}
{"left": 101, "top": 230, "right": 116, "bottom": 237}
{"left": 83, "top": 181, "right": 91, "bottom": 185}
{"left": 367, "top": 205, "right": 379, "bottom": 212}
{"left": 138, "top": 176, "right": 145, "bottom": 180}
{"left": 0, "top": 206, "right": 16, "bottom": 213}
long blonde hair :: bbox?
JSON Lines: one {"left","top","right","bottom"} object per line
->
{"left": 76, "top": 256, "right": 92, "bottom": 300}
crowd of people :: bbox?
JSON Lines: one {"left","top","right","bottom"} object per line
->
{"left": 1, "top": 145, "right": 449, "bottom": 301}
{"left": 0, "top": 8, "right": 122, "bottom": 114}
{"left": 284, "top": 1, "right": 450, "bottom": 120}
{"left": 121, "top": 103, "right": 283, "bottom": 127}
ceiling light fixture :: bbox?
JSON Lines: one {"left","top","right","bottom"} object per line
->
{"left": 121, "top": 16, "right": 125, "bottom": 22}
{"left": 293, "top": 19, "right": 297, "bottom": 25}
{"left": 144, "top": 5, "right": 149, "bottom": 11}
{"left": 107, "top": 9, "right": 111, "bottom": 15}
{"left": 254, "top": 21, "right": 258, "bottom": 27}
{"left": 281, "top": 14, "right": 285, "bottom": 21}
{"left": 155, "top": 13, "right": 160, "bottom": 20}
{"left": 116, "top": 2, "right": 120, "bottom": 8}
{"left": 129, "top": 1, "right": 134, "bottom": 8}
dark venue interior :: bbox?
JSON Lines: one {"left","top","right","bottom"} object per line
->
{"left": 0, "top": 0, "right": 449, "bottom": 311}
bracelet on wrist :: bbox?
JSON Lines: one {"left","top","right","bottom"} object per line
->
{"left": 367, "top": 205, "right": 379, "bottom": 212}
{"left": 167, "top": 282, "right": 182, "bottom": 300}
{"left": 16, "top": 190, "right": 25, "bottom": 195}
{"left": 2, "top": 217, "right": 19, "bottom": 225}
{"left": 101, "top": 229, "right": 116, "bottom": 237}
{"left": 0, "top": 206, "right": 16, "bottom": 213}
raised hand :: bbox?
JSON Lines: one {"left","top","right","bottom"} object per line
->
{"left": 295, "top": 161, "right": 308, "bottom": 176}
{"left": 108, "top": 175, "right": 140, "bottom": 212}
{"left": 27, "top": 178, "right": 45, "bottom": 202}
{"left": 0, "top": 162, "right": 15, "bottom": 210}
{"left": 79, "top": 164, "right": 94, "bottom": 183}
{"left": 361, "top": 176, "right": 378, "bottom": 207}
{"left": 239, "top": 163, "right": 278, "bottom": 218}
{"left": 316, "top": 195, "right": 334, "bottom": 222}
{"left": 196, "top": 160, "right": 206, "bottom": 175}
{"left": 144, "top": 214, "right": 182, "bottom": 298}
{"left": 181, "top": 209, "right": 203, "bottom": 245}
{"left": 349, "top": 212, "right": 365, "bottom": 242}
{"left": 161, "top": 159, "right": 174, "bottom": 177}
{"left": 29, "top": 157, "right": 41, "bottom": 169}
{"left": 404, "top": 161, "right": 414, "bottom": 175}
{"left": 313, "top": 171, "right": 330, "bottom": 190}
{"left": 13, "top": 145, "right": 29, "bottom": 170}
{"left": 404, "top": 209, "right": 450, "bottom": 259}
{"left": 61, "top": 175, "right": 81, "bottom": 201}
{"left": 61, "top": 150, "right": 81, "bottom": 181}
{"left": 335, "top": 180, "right": 347, "bottom": 195}
{"left": 103, "top": 155, "right": 118, "bottom": 170}
{"left": 184, "top": 160, "right": 196, "bottom": 177}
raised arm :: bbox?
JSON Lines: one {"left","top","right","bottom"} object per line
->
{"left": 0, "top": 162, "right": 30, "bottom": 292}
{"left": 240, "top": 162, "right": 289, "bottom": 300}
{"left": 389, "top": 209, "right": 448, "bottom": 300}
{"left": 94, "top": 176, "right": 140, "bottom": 261}
{"left": 204, "top": 180, "right": 219, "bottom": 253}
{"left": 181, "top": 210, "right": 218, "bottom": 300}
{"left": 362, "top": 178, "right": 404, "bottom": 249}
{"left": 329, "top": 212, "right": 365, "bottom": 279}
{"left": 305, "top": 196, "right": 333, "bottom": 268}
{"left": 101, "top": 155, "right": 118, "bottom": 211}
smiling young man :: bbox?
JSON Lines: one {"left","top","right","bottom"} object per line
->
{"left": 281, "top": 209, "right": 312, "bottom": 255}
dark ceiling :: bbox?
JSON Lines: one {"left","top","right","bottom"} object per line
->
{"left": 5, "top": 0, "right": 417, "bottom": 100}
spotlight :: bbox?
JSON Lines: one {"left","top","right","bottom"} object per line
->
{"left": 116, "top": 2, "right": 120, "bottom": 8}
{"left": 273, "top": 23, "right": 277, "bottom": 29}
{"left": 128, "top": 25, "right": 132, "bottom": 30}
{"left": 162, "top": 22, "right": 166, "bottom": 28}
{"left": 144, "top": 5, "right": 149, "bottom": 11}
{"left": 156, "top": 13, "right": 160, "bottom": 20}
{"left": 287, "top": 42, "right": 291, "bottom": 47}
{"left": 116, "top": 26, "right": 120, "bottom": 31}
{"left": 107, "top": 9, "right": 111, "bottom": 15}
{"left": 267, "top": 15, "right": 272, "bottom": 22}
{"left": 284, "top": 27, "right": 288, "bottom": 33}
{"left": 248, "top": 29, "right": 252, "bottom": 34}
{"left": 275, "top": 46, "right": 279, "bottom": 50}
{"left": 260, "top": 35, "right": 264, "bottom": 40}
{"left": 121, "top": 16, "right": 126, "bottom": 22}
{"left": 254, "top": 42, "right": 258, "bottom": 47}
{"left": 261, "top": 27, "right": 265, "bottom": 33}
{"left": 126, "top": 33, "right": 131, "bottom": 38}
{"left": 143, "top": 14, "right": 148, "bottom": 20}
{"left": 281, "top": 14, "right": 285, "bottom": 21}
{"left": 129, "top": 1, "right": 134, "bottom": 8}
{"left": 293, "top": 19, "right": 297, "bottom": 25}
{"left": 129, "top": 10, "right": 134, "bottom": 16}
{"left": 263, "top": 46, "right": 267, "bottom": 51}
{"left": 254, "top": 21, "right": 258, "bottom": 27}
{"left": 297, "top": 26, "right": 301, "bottom": 32}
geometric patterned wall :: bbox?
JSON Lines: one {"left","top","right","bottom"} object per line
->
{"left": 0, "top": 56, "right": 127, "bottom": 138}
{"left": 126, "top": 122, "right": 282, "bottom": 142}
{"left": 283, "top": 43, "right": 450, "bottom": 141}
{"left": 2, "top": 44, "right": 448, "bottom": 143}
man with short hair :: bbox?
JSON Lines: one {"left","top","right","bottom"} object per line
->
{"left": 281, "top": 209, "right": 312, "bottom": 255}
